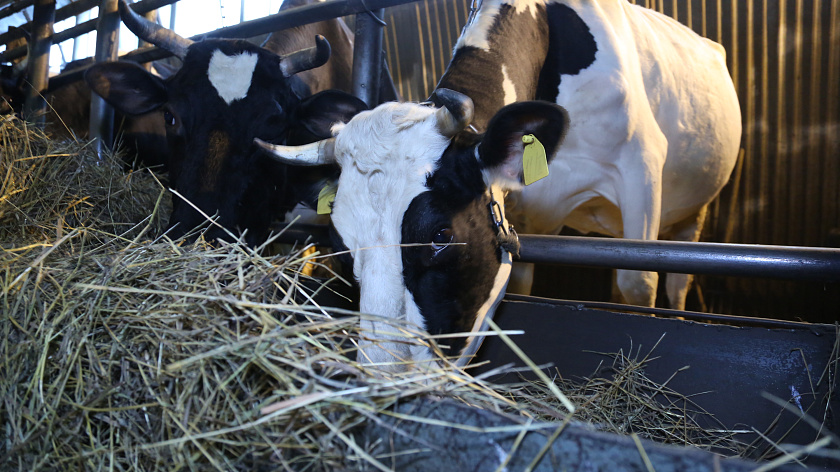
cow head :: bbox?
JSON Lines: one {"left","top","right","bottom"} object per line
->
{"left": 85, "top": 0, "right": 366, "bottom": 245}
{"left": 258, "top": 89, "right": 569, "bottom": 371}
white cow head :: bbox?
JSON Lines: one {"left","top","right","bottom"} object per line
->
{"left": 258, "top": 89, "right": 569, "bottom": 371}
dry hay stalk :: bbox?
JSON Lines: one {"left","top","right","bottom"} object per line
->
{"left": 0, "top": 115, "right": 165, "bottom": 245}
{"left": 1, "top": 115, "right": 837, "bottom": 470}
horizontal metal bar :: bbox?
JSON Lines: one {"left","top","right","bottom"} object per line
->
{"left": 517, "top": 234, "right": 840, "bottom": 282}
{"left": 17, "top": 0, "right": 421, "bottom": 90}
{"left": 0, "top": 0, "right": 34, "bottom": 22}
{"left": 270, "top": 224, "right": 840, "bottom": 283}
{"left": 0, "top": 0, "right": 179, "bottom": 63}
{"left": 503, "top": 294, "right": 823, "bottom": 329}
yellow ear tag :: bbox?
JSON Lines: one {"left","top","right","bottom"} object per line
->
{"left": 317, "top": 182, "right": 337, "bottom": 215}
{"left": 522, "top": 134, "right": 549, "bottom": 185}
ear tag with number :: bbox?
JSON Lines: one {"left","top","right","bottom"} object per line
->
{"left": 522, "top": 134, "right": 549, "bottom": 185}
{"left": 317, "top": 182, "right": 337, "bottom": 215}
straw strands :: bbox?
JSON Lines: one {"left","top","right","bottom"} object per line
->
{"left": 1, "top": 114, "right": 835, "bottom": 470}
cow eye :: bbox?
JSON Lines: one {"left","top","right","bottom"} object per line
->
{"left": 431, "top": 228, "right": 453, "bottom": 255}
{"left": 163, "top": 110, "right": 176, "bottom": 127}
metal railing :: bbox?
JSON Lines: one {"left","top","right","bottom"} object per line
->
{"left": 274, "top": 223, "right": 840, "bottom": 283}
{"left": 1, "top": 0, "right": 419, "bottom": 149}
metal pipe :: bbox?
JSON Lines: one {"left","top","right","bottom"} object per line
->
{"left": 0, "top": 0, "right": 35, "bottom": 22}
{"left": 269, "top": 224, "right": 840, "bottom": 283}
{"left": 35, "top": 0, "right": 422, "bottom": 91}
{"left": 89, "top": 0, "right": 119, "bottom": 158}
{"left": 351, "top": 8, "right": 385, "bottom": 106}
{"left": 0, "top": 0, "right": 180, "bottom": 63}
{"left": 21, "top": 0, "right": 54, "bottom": 127}
{"left": 1, "top": 0, "right": 97, "bottom": 44}
{"left": 516, "top": 234, "right": 840, "bottom": 282}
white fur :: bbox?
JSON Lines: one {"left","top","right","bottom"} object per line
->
{"left": 207, "top": 50, "right": 258, "bottom": 105}
{"left": 456, "top": 0, "right": 543, "bottom": 51}
{"left": 329, "top": 103, "right": 451, "bottom": 371}
{"left": 504, "top": 0, "right": 740, "bottom": 308}
{"left": 501, "top": 65, "right": 517, "bottom": 105}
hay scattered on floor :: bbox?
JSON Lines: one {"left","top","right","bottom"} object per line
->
{"left": 1, "top": 114, "right": 836, "bottom": 470}
{"left": 505, "top": 338, "right": 747, "bottom": 455}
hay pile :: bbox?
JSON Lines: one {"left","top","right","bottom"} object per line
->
{"left": 1, "top": 115, "right": 834, "bottom": 470}
{"left": 0, "top": 115, "right": 543, "bottom": 470}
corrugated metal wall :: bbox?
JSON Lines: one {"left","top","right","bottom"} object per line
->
{"left": 382, "top": 0, "right": 840, "bottom": 322}
{"left": 383, "top": 0, "right": 469, "bottom": 101}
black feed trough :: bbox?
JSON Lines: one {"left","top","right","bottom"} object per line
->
{"left": 474, "top": 295, "right": 838, "bottom": 469}
{"left": 290, "top": 225, "right": 839, "bottom": 469}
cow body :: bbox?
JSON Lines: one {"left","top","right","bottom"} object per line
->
{"left": 437, "top": 0, "right": 741, "bottom": 309}
{"left": 260, "top": 0, "right": 741, "bottom": 370}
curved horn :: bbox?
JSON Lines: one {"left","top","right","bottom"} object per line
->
{"left": 255, "top": 138, "right": 336, "bottom": 166}
{"left": 278, "top": 35, "right": 331, "bottom": 78}
{"left": 431, "top": 88, "right": 474, "bottom": 137}
{"left": 119, "top": 0, "right": 193, "bottom": 60}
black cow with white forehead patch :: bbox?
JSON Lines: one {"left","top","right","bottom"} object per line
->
{"left": 85, "top": 0, "right": 368, "bottom": 245}
{"left": 258, "top": 90, "right": 569, "bottom": 369}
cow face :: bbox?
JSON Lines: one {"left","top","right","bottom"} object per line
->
{"left": 259, "top": 90, "right": 569, "bottom": 370}
{"left": 86, "top": 1, "right": 366, "bottom": 245}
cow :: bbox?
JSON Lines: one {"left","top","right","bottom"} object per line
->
{"left": 258, "top": 0, "right": 742, "bottom": 370}
{"left": 84, "top": 0, "right": 393, "bottom": 245}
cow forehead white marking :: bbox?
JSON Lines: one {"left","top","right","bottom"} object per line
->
{"left": 331, "top": 102, "right": 449, "bottom": 253}
{"left": 456, "top": 0, "right": 543, "bottom": 51}
{"left": 207, "top": 50, "right": 258, "bottom": 105}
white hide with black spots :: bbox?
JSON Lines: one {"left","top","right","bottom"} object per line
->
{"left": 264, "top": 0, "right": 740, "bottom": 372}
{"left": 329, "top": 104, "right": 450, "bottom": 367}
{"left": 441, "top": 0, "right": 741, "bottom": 309}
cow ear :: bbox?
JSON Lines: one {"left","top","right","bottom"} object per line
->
{"left": 85, "top": 62, "right": 167, "bottom": 115}
{"left": 289, "top": 90, "right": 368, "bottom": 144}
{"left": 477, "top": 101, "right": 570, "bottom": 189}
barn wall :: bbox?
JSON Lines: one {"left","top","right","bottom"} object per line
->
{"left": 381, "top": 0, "right": 840, "bottom": 322}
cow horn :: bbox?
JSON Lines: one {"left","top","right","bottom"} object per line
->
{"left": 119, "top": 0, "right": 193, "bottom": 60}
{"left": 278, "top": 35, "right": 331, "bottom": 78}
{"left": 255, "top": 138, "right": 336, "bottom": 166}
{"left": 431, "top": 88, "right": 474, "bottom": 137}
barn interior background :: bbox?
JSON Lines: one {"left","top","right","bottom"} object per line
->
{"left": 1, "top": 0, "right": 839, "bottom": 322}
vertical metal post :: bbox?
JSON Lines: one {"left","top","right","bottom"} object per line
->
{"left": 169, "top": 2, "right": 176, "bottom": 30}
{"left": 72, "top": 13, "right": 83, "bottom": 61}
{"left": 90, "top": 0, "right": 119, "bottom": 158}
{"left": 351, "top": 9, "right": 385, "bottom": 107}
{"left": 22, "top": 0, "right": 55, "bottom": 127}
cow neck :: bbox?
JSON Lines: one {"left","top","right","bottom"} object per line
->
{"left": 455, "top": 184, "right": 517, "bottom": 367}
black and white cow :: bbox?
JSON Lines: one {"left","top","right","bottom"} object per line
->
{"left": 84, "top": 0, "right": 384, "bottom": 245}
{"left": 259, "top": 0, "right": 741, "bottom": 369}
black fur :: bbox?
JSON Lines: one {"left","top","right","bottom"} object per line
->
{"left": 400, "top": 101, "right": 569, "bottom": 354}
{"left": 436, "top": 4, "right": 549, "bottom": 128}
{"left": 402, "top": 159, "right": 501, "bottom": 354}
{"left": 536, "top": 3, "right": 598, "bottom": 103}
{"left": 86, "top": 39, "right": 366, "bottom": 245}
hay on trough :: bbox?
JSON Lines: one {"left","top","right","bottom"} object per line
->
{"left": 1, "top": 114, "right": 836, "bottom": 471}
